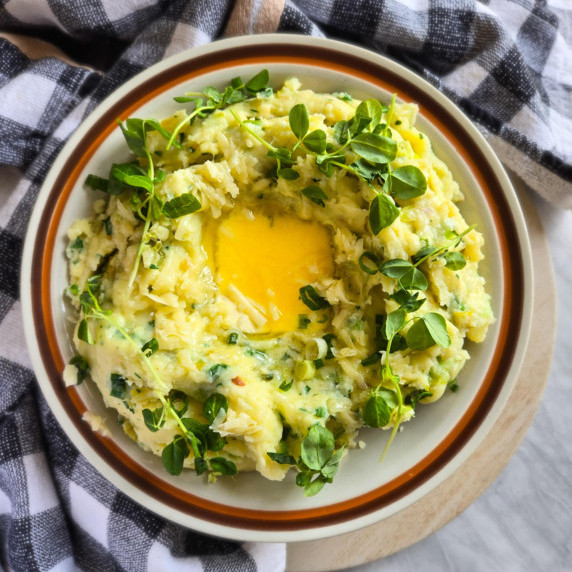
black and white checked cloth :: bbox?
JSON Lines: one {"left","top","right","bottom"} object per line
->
{"left": 0, "top": 1, "right": 570, "bottom": 570}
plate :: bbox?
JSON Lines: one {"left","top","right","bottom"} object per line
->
{"left": 21, "top": 34, "right": 533, "bottom": 542}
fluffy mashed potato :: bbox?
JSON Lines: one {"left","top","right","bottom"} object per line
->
{"left": 65, "top": 77, "right": 493, "bottom": 487}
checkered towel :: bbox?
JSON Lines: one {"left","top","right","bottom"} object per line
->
{"left": 0, "top": 1, "right": 570, "bottom": 570}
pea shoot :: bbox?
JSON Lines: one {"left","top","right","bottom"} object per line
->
{"left": 72, "top": 274, "right": 235, "bottom": 479}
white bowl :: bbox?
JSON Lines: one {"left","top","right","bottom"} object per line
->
{"left": 21, "top": 34, "right": 533, "bottom": 542}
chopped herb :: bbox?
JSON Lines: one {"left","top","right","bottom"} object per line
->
{"left": 299, "top": 285, "right": 330, "bottom": 311}
{"left": 279, "top": 379, "right": 294, "bottom": 391}
{"left": 141, "top": 337, "right": 159, "bottom": 357}
{"left": 69, "top": 355, "right": 89, "bottom": 384}
{"left": 298, "top": 314, "right": 311, "bottom": 329}
{"left": 314, "top": 406, "right": 327, "bottom": 418}
{"left": 207, "top": 363, "right": 228, "bottom": 382}
{"left": 359, "top": 251, "right": 381, "bottom": 275}
{"left": 110, "top": 373, "right": 127, "bottom": 399}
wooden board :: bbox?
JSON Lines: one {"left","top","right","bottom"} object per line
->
{"left": 286, "top": 187, "right": 556, "bottom": 571}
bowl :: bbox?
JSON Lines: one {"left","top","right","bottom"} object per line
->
{"left": 21, "top": 34, "right": 533, "bottom": 542}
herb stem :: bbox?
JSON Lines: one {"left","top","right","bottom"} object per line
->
{"left": 230, "top": 108, "right": 276, "bottom": 152}
{"left": 413, "top": 225, "right": 475, "bottom": 269}
{"left": 166, "top": 107, "right": 204, "bottom": 150}
{"left": 378, "top": 333, "right": 404, "bottom": 463}
{"left": 86, "top": 302, "right": 193, "bottom": 449}
{"left": 383, "top": 94, "right": 396, "bottom": 137}
{"left": 128, "top": 215, "right": 151, "bottom": 290}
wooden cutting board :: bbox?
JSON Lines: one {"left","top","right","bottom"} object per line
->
{"left": 286, "top": 186, "right": 556, "bottom": 571}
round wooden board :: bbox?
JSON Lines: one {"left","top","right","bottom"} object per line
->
{"left": 286, "top": 185, "right": 556, "bottom": 571}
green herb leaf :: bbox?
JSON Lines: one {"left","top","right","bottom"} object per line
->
{"left": 209, "top": 457, "right": 238, "bottom": 476}
{"left": 303, "top": 475, "right": 328, "bottom": 497}
{"left": 412, "top": 244, "right": 437, "bottom": 265}
{"left": 110, "top": 373, "right": 127, "bottom": 399}
{"left": 303, "top": 129, "right": 327, "bottom": 154}
{"left": 180, "top": 418, "right": 207, "bottom": 458}
{"left": 142, "top": 407, "right": 166, "bottom": 432}
{"left": 398, "top": 267, "right": 428, "bottom": 291}
{"left": 277, "top": 167, "right": 300, "bottom": 180}
{"left": 443, "top": 251, "right": 466, "bottom": 270}
{"left": 348, "top": 115, "right": 372, "bottom": 137}
{"left": 379, "top": 258, "right": 412, "bottom": 278}
{"left": 203, "top": 393, "right": 228, "bottom": 424}
{"left": 351, "top": 159, "right": 385, "bottom": 181}
{"left": 298, "top": 314, "right": 311, "bottom": 329}
{"left": 162, "top": 435, "right": 189, "bottom": 475}
{"left": 85, "top": 174, "right": 109, "bottom": 193}
{"left": 117, "top": 119, "right": 147, "bottom": 158}
{"left": 289, "top": 103, "right": 310, "bottom": 141}
{"left": 363, "top": 389, "right": 397, "bottom": 427}
{"left": 296, "top": 471, "right": 313, "bottom": 487}
{"left": 69, "top": 355, "right": 89, "bottom": 384}
{"left": 108, "top": 162, "right": 146, "bottom": 195}
{"left": 267, "top": 147, "right": 293, "bottom": 165}
{"left": 162, "top": 193, "right": 201, "bottom": 218}
{"left": 333, "top": 120, "right": 350, "bottom": 145}
{"left": 389, "top": 289, "right": 426, "bottom": 312}
{"left": 320, "top": 447, "right": 344, "bottom": 479}
{"left": 195, "top": 457, "right": 208, "bottom": 475}
{"left": 267, "top": 452, "right": 296, "bottom": 465}
{"left": 406, "top": 313, "right": 450, "bottom": 350}
{"left": 361, "top": 352, "right": 381, "bottom": 367}
{"left": 389, "top": 165, "right": 427, "bottom": 200}
{"left": 369, "top": 193, "right": 399, "bottom": 234}
{"left": 300, "top": 425, "right": 335, "bottom": 471}
{"left": 207, "top": 364, "right": 228, "bottom": 383}
{"left": 78, "top": 318, "right": 93, "bottom": 345}
{"left": 385, "top": 309, "right": 407, "bottom": 339}
{"left": 405, "top": 390, "right": 433, "bottom": 408}
{"left": 351, "top": 133, "right": 397, "bottom": 164}
{"left": 423, "top": 312, "right": 451, "bottom": 347}
{"left": 227, "top": 332, "right": 239, "bottom": 345}
{"left": 301, "top": 185, "right": 328, "bottom": 207}
{"left": 333, "top": 92, "right": 353, "bottom": 102}
{"left": 244, "top": 69, "right": 269, "bottom": 92}
{"left": 122, "top": 173, "right": 154, "bottom": 193}
{"left": 299, "top": 285, "right": 330, "bottom": 311}
{"left": 355, "top": 99, "right": 383, "bottom": 131}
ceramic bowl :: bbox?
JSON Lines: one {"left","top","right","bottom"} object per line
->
{"left": 21, "top": 34, "right": 533, "bottom": 542}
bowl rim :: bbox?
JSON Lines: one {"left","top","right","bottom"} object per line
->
{"left": 21, "top": 33, "right": 533, "bottom": 542}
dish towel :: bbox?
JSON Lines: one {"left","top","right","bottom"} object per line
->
{"left": 0, "top": 1, "right": 570, "bottom": 571}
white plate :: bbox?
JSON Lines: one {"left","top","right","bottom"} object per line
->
{"left": 21, "top": 34, "right": 533, "bottom": 542}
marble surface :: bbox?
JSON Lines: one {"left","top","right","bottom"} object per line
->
{"left": 344, "top": 180, "right": 572, "bottom": 571}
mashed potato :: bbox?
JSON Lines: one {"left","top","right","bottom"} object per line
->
{"left": 65, "top": 76, "right": 493, "bottom": 492}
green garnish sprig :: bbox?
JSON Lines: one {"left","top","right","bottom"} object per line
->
{"left": 357, "top": 228, "right": 475, "bottom": 461}
{"left": 231, "top": 93, "right": 428, "bottom": 235}
{"left": 166, "top": 69, "right": 272, "bottom": 150}
{"left": 72, "top": 275, "right": 237, "bottom": 479}
{"left": 267, "top": 424, "right": 344, "bottom": 496}
{"left": 85, "top": 120, "right": 202, "bottom": 289}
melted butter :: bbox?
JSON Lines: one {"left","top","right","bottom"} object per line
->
{"left": 204, "top": 208, "right": 334, "bottom": 334}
